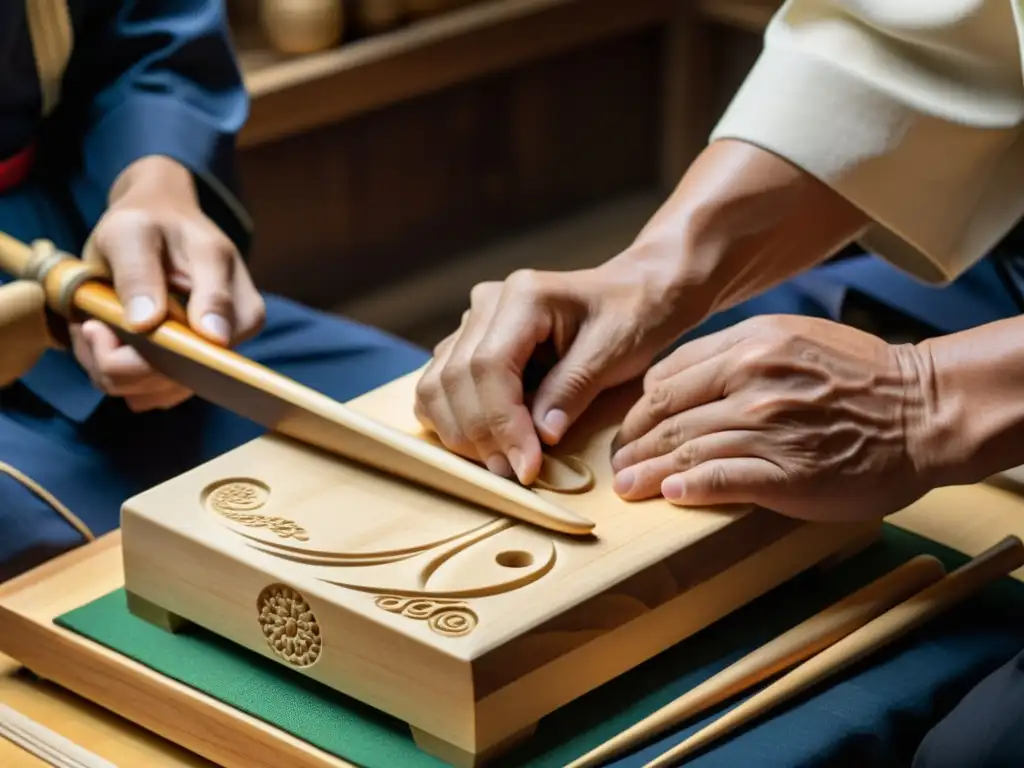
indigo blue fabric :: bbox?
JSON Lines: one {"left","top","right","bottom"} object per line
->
{"left": 1, "top": 0, "right": 252, "bottom": 424}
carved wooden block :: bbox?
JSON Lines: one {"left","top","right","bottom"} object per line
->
{"left": 120, "top": 370, "right": 877, "bottom": 767}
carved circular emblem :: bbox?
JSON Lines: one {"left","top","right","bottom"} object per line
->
{"left": 209, "top": 480, "right": 269, "bottom": 513}
{"left": 257, "top": 584, "right": 322, "bottom": 667}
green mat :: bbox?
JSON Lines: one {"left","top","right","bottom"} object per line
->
{"left": 55, "top": 526, "right": 1024, "bottom": 767}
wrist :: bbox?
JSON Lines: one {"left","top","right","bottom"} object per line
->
{"left": 108, "top": 155, "right": 197, "bottom": 207}
{"left": 614, "top": 140, "right": 868, "bottom": 325}
{"left": 904, "top": 317, "right": 1024, "bottom": 487}
{"left": 602, "top": 229, "right": 714, "bottom": 334}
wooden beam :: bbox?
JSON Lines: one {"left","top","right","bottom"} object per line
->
{"left": 696, "top": 0, "right": 777, "bottom": 34}
{"left": 237, "top": 0, "right": 674, "bottom": 148}
{"left": 659, "top": 0, "right": 714, "bottom": 190}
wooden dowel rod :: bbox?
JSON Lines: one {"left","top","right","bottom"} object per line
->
{"left": 0, "top": 703, "right": 116, "bottom": 768}
{"left": 644, "top": 535, "right": 1024, "bottom": 767}
{"left": 566, "top": 553, "right": 946, "bottom": 767}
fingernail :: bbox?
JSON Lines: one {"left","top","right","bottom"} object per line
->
{"left": 201, "top": 313, "right": 231, "bottom": 343}
{"left": 127, "top": 296, "right": 156, "bottom": 325}
{"left": 613, "top": 470, "right": 634, "bottom": 496}
{"left": 507, "top": 447, "right": 528, "bottom": 483}
{"left": 610, "top": 448, "right": 627, "bottom": 473}
{"left": 542, "top": 409, "right": 568, "bottom": 441}
{"left": 663, "top": 477, "right": 685, "bottom": 500}
{"left": 485, "top": 453, "right": 513, "bottom": 478}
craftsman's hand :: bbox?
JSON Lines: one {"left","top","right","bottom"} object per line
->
{"left": 70, "top": 156, "right": 265, "bottom": 412}
{"left": 414, "top": 260, "right": 690, "bottom": 485}
{"left": 610, "top": 315, "right": 934, "bottom": 521}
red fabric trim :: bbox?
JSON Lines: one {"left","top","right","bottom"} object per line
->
{"left": 0, "top": 142, "right": 36, "bottom": 193}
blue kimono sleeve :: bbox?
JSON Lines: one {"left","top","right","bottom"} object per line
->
{"left": 59, "top": 0, "right": 254, "bottom": 255}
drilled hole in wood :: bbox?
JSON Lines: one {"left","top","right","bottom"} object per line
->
{"left": 495, "top": 550, "right": 533, "bottom": 568}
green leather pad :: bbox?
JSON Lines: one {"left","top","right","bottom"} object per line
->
{"left": 54, "top": 526, "right": 1024, "bottom": 767}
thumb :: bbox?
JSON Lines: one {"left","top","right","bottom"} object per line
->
{"left": 95, "top": 214, "right": 168, "bottom": 333}
{"left": 530, "top": 324, "right": 621, "bottom": 444}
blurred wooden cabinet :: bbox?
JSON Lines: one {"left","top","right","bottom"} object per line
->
{"left": 224, "top": 0, "right": 774, "bottom": 320}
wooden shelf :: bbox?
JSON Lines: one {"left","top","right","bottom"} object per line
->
{"left": 333, "top": 190, "right": 662, "bottom": 346}
{"left": 696, "top": 0, "right": 778, "bottom": 33}
{"left": 235, "top": 0, "right": 675, "bottom": 148}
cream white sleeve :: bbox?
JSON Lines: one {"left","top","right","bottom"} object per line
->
{"left": 711, "top": 0, "right": 1024, "bottom": 284}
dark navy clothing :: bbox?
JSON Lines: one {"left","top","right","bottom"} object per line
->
{"left": 2, "top": 0, "right": 251, "bottom": 426}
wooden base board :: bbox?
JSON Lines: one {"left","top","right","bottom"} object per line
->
{"left": 0, "top": 523, "right": 871, "bottom": 768}
{"left": 0, "top": 533, "right": 354, "bottom": 768}
{"left": 4, "top": 482, "right": 1024, "bottom": 768}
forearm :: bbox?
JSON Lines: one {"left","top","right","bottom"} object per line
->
{"left": 608, "top": 139, "right": 870, "bottom": 329}
{"left": 912, "top": 314, "right": 1024, "bottom": 486}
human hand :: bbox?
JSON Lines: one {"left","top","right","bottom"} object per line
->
{"left": 413, "top": 259, "right": 691, "bottom": 485}
{"left": 70, "top": 156, "right": 265, "bottom": 412}
{"left": 610, "top": 315, "right": 934, "bottom": 521}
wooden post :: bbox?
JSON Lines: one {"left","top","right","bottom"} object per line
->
{"left": 659, "top": 0, "right": 713, "bottom": 192}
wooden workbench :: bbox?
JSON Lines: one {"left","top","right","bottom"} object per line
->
{"left": 3, "top": 481, "right": 1023, "bottom": 767}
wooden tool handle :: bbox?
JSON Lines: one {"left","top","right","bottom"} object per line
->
{"left": 0, "top": 230, "right": 35, "bottom": 278}
{"left": 0, "top": 230, "right": 594, "bottom": 535}
{"left": 566, "top": 553, "right": 946, "bottom": 768}
{"left": 0, "top": 280, "right": 55, "bottom": 387}
{"left": 644, "top": 535, "right": 1024, "bottom": 767}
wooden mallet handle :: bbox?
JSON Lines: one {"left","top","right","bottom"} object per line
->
{"left": 566, "top": 553, "right": 946, "bottom": 768}
{"left": 644, "top": 535, "right": 1024, "bottom": 767}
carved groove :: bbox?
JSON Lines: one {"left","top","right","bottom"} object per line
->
{"left": 533, "top": 455, "right": 595, "bottom": 494}
{"left": 374, "top": 596, "right": 478, "bottom": 637}
{"left": 257, "top": 584, "right": 322, "bottom": 666}
{"left": 226, "top": 513, "right": 310, "bottom": 541}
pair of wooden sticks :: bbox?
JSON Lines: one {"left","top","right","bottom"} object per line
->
{"left": 567, "top": 534, "right": 1024, "bottom": 768}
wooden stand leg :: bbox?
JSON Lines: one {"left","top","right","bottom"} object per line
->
{"left": 125, "top": 591, "right": 190, "bottom": 634}
{"left": 410, "top": 722, "right": 538, "bottom": 767}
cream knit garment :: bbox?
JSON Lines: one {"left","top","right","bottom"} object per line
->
{"left": 712, "top": 0, "right": 1024, "bottom": 284}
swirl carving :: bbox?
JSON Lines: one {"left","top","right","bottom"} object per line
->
{"left": 207, "top": 480, "right": 310, "bottom": 542}
{"left": 210, "top": 481, "right": 268, "bottom": 512}
{"left": 533, "top": 454, "right": 595, "bottom": 494}
{"left": 374, "top": 595, "right": 478, "bottom": 638}
{"left": 257, "top": 584, "right": 322, "bottom": 666}
{"left": 224, "top": 513, "right": 309, "bottom": 541}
